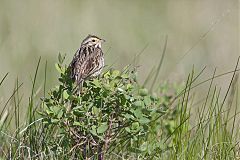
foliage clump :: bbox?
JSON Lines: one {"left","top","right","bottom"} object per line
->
{"left": 42, "top": 55, "right": 179, "bottom": 159}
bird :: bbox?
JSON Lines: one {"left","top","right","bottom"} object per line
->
{"left": 69, "top": 34, "right": 105, "bottom": 90}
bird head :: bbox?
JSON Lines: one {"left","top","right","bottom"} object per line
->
{"left": 81, "top": 34, "right": 105, "bottom": 48}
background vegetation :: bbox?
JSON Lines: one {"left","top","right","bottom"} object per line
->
{"left": 0, "top": 0, "right": 238, "bottom": 96}
{"left": 0, "top": 0, "right": 239, "bottom": 159}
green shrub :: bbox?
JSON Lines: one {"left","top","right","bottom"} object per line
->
{"left": 41, "top": 54, "right": 180, "bottom": 159}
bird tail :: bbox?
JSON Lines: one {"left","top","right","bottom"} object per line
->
{"left": 73, "top": 80, "right": 83, "bottom": 96}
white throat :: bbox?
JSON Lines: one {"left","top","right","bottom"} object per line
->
{"left": 95, "top": 43, "right": 101, "bottom": 48}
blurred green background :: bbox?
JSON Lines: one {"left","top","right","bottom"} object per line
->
{"left": 0, "top": 0, "right": 238, "bottom": 103}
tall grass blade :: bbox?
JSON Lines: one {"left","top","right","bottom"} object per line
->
{"left": 150, "top": 35, "right": 168, "bottom": 92}
{"left": 0, "top": 73, "right": 9, "bottom": 87}
{"left": 220, "top": 56, "right": 239, "bottom": 110}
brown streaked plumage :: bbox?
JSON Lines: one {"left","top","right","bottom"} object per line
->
{"left": 69, "top": 34, "right": 105, "bottom": 88}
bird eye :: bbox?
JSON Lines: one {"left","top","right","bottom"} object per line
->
{"left": 92, "top": 39, "right": 96, "bottom": 42}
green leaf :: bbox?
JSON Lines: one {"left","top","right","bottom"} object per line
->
{"left": 63, "top": 90, "right": 69, "bottom": 99}
{"left": 103, "top": 83, "right": 111, "bottom": 91}
{"left": 103, "top": 70, "right": 111, "bottom": 78}
{"left": 131, "top": 108, "right": 143, "bottom": 119}
{"left": 142, "top": 108, "right": 153, "bottom": 115}
{"left": 92, "top": 106, "right": 100, "bottom": 116}
{"left": 121, "top": 73, "right": 129, "bottom": 79}
{"left": 117, "top": 87, "right": 124, "bottom": 92}
{"left": 125, "top": 127, "right": 131, "bottom": 133}
{"left": 58, "top": 53, "right": 62, "bottom": 63}
{"left": 51, "top": 119, "right": 59, "bottom": 123}
{"left": 139, "top": 117, "right": 150, "bottom": 124}
{"left": 150, "top": 93, "right": 159, "bottom": 101}
{"left": 139, "top": 88, "right": 148, "bottom": 96}
{"left": 140, "top": 142, "right": 148, "bottom": 152}
{"left": 123, "top": 113, "right": 135, "bottom": 120}
{"left": 118, "top": 94, "right": 127, "bottom": 105}
{"left": 51, "top": 106, "right": 61, "bottom": 115}
{"left": 131, "top": 122, "right": 140, "bottom": 130}
{"left": 92, "top": 79, "right": 101, "bottom": 88}
{"left": 126, "top": 84, "right": 133, "bottom": 90}
{"left": 57, "top": 110, "right": 63, "bottom": 119}
{"left": 58, "top": 53, "right": 66, "bottom": 64}
{"left": 73, "top": 121, "right": 81, "bottom": 126}
{"left": 46, "top": 109, "right": 53, "bottom": 115}
{"left": 72, "top": 106, "right": 82, "bottom": 110}
{"left": 55, "top": 63, "right": 62, "bottom": 73}
{"left": 124, "top": 95, "right": 131, "bottom": 100}
{"left": 133, "top": 101, "right": 144, "bottom": 108}
{"left": 97, "top": 123, "right": 108, "bottom": 134}
{"left": 144, "top": 96, "right": 152, "bottom": 106}
{"left": 73, "top": 110, "right": 83, "bottom": 117}
{"left": 112, "top": 70, "right": 120, "bottom": 78}
{"left": 90, "top": 126, "right": 97, "bottom": 136}
{"left": 165, "top": 120, "right": 175, "bottom": 133}
{"left": 109, "top": 80, "right": 117, "bottom": 88}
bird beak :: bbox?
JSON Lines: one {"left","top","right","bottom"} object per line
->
{"left": 101, "top": 39, "right": 106, "bottom": 43}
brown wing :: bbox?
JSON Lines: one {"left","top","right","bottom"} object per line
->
{"left": 69, "top": 46, "right": 103, "bottom": 85}
{"left": 69, "top": 47, "right": 88, "bottom": 84}
{"left": 69, "top": 49, "right": 81, "bottom": 82}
